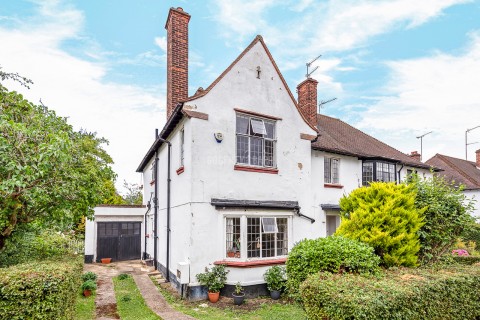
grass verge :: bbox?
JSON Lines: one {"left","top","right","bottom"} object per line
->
{"left": 152, "top": 277, "right": 306, "bottom": 320}
{"left": 74, "top": 289, "right": 96, "bottom": 320}
{"left": 113, "top": 274, "right": 160, "bottom": 320}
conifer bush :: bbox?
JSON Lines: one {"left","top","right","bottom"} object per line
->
{"left": 336, "top": 182, "right": 424, "bottom": 267}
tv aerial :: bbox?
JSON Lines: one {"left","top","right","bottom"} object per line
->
{"left": 318, "top": 98, "right": 337, "bottom": 113}
{"left": 306, "top": 54, "right": 322, "bottom": 78}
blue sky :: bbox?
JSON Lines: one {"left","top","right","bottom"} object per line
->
{"left": 1, "top": 0, "right": 480, "bottom": 192}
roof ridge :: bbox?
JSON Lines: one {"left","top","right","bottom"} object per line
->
{"left": 436, "top": 154, "right": 480, "bottom": 188}
{"left": 322, "top": 115, "right": 424, "bottom": 165}
{"left": 185, "top": 35, "right": 318, "bottom": 133}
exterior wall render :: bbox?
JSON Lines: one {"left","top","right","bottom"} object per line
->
{"left": 464, "top": 190, "right": 480, "bottom": 219}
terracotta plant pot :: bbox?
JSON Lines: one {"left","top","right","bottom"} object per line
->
{"left": 83, "top": 289, "right": 92, "bottom": 297}
{"left": 208, "top": 291, "right": 220, "bottom": 303}
{"left": 101, "top": 258, "right": 112, "bottom": 264}
{"left": 227, "top": 251, "right": 235, "bottom": 258}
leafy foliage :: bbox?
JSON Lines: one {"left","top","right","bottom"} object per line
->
{"left": 411, "top": 174, "right": 475, "bottom": 264}
{"left": 0, "top": 257, "right": 83, "bottom": 320}
{"left": 286, "top": 236, "right": 380, "bottom": 296}
{"left": 300, "top": 265, "right": 480, "bottom": 320}
{"left": 462, "top": 223, "right": 480, "bottom": 250}
{"left": 81, "top": 280, "right": 97, "bottom": 291}
{"left": 0, "top": 82, "right": 116, "bottom": 249}
{"left": 0, "top": 228, "right": 82, "bottom": 267}
{"left": 122, "top": 180, "right": 143, "bottom": 205}
{"left": 336, "top": 182, "right": 424, "bottom": 267}
{"left": 118, "top": 273, "right": 131, "bottom": 280}
{"left": 81, "top": 271, "right": 98, "bottom": 282}
{"left": 264, "top": 265, "right": 286, "bottom": 291}
{"left": 451, "top": 255, "right": 480, "bottom": 265}
{"left": 196, "top": 264, "right": 229, "bottom": 293}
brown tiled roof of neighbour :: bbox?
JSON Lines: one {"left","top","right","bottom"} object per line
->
{"left": 425, "top": 154, "right": 480, "bottom": 190}
{"left": 184, "top": 35, "right": 318, "bottom": 133}
{"left": 312, "top": 114, "right": 432, "bottom": 170}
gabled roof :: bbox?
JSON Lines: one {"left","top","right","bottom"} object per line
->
{"left": 186, "top": 35, "right": 318, "bottom": 133}
{"left": 312, "top": 114, "right": 432, "bottom": 170}
{"left": 425, "top": 154, "right": 480, "bottom": 190}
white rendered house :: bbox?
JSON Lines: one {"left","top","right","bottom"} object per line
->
{"left": 426, "top": 152, "right": 480, "bottom": 220}
{"left": 136, "top": 7, "right": 434, "bottom": 299}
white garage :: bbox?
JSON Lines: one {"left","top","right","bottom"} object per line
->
{"left": 84, "top": 204, "right": 146, "bottom": 263}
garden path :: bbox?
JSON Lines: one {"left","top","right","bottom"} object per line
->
{"left": 84, "top": 260, "right": 195, "bottom": 320}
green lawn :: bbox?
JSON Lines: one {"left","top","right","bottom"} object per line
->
{"left": 74, "top": 289, "right": 96, "bottom": 320}
{"left": 154, "top": 279, "right": 306, "bottom": 320}
{"left": 113, "top": 274, "right": 161, "bottom": 320}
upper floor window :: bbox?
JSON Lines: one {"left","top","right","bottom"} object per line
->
{"left": 324, "top": 157, "right": 340, "bottom": 184}
{"left": 362, "top": 161, "right": 396, "bottom": 186}
{"left": 180, "top": 128, "right": 185, "bottom": 167}
{"left": 236, "top": 114, "right": 276, "bottom": 168}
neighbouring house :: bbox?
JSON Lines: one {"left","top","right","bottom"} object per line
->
{"left": 426, "top": 151, "right": 480, "bottom": 219}
{"left": 136, "top": 7, "right": 434, "bottom": 299}
{"left": 84, "top": 205, "right": 146, "bottom": 263}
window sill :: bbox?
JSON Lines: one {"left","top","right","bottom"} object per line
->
{"left": 176, "top": 166, "right": 185, "bottom": 175}
{"left": 214, "top": 257, "right": 287, "bottom": 268}
{"left": 234, "top": 165, "right": 278, "bottom": 174}
{"left": 324, "top": 183, "right": 343, "bottom": 189}
{"left": 149, "top": 180, "right": 155, "bottom": 186}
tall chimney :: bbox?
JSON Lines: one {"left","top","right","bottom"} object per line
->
{"left": 165, "top": 7, "right": 190, "bottom": 120}
{"left": 297, "top": 78, "right": 318, "bottom": 128}
{"left": 409, "top": 151, "right": 421, "bottom": 162}
{"left": 476, "top": 149, "right": 480, "bottom": 168}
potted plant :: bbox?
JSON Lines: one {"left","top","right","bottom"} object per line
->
{"left": 196, "top": 264, "right": 229, "bottom": 303}
{"left": 81, "top": 280, "right": 97, "bottom": 297}
{"left": 232, "top": 281, "right": 245, "bottom": 305}
{"left": 101, "top": 257, "right": 112, "bottom": 264}
{"left": 263, "top": 266, "right": 285, "bottom": 300}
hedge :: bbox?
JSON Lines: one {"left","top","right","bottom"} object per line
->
{"left": 0, "top": 257, "right": 83, "bottom": 319}
{"left": 300, "top": 265, "right": 480, "bottom": 320}
{"left": 451, "top": 255, "right": 480, "bottom": 265}
{"left": 286, "top": 236, "right": 380, "bottom": 296}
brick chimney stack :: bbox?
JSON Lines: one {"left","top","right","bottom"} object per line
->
{"left": 476, "top": 149, "right": 480, "bottom": 168}
{"left": 409, "top": 151, "right": 421, "bottom": 162}
{"left": 297, "top": 78, "right": 318, "bottom": 129}
{"left": 165, "top": 7, "right": 190, "bottom": 120}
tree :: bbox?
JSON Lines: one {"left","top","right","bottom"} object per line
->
{"left": 0, "top": 79, "right": 116, "bottom": 249}
{"left": 336, "top": 182, "right": 425, "bottom": 267}
{"left": 411, "top": 174, "right": 475, "bottom": 264}
{"left": 122, "top": 180, "right": 143, "bottom": 205}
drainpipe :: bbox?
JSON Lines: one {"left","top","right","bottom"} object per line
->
{"left": 153, "top": 129, "right": 159, "bottom": 270}
{"left": 143, "top": 193, "right": 152, "bottom": 260}
{"left": 152, "top": 132, "right": 172, "bottom": 282}
{"left": 397, "top": 164, "right": 404, "bottom": 184}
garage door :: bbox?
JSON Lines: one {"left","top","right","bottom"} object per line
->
{"left": 97, "top": 222, "right": 141, "bottom": 262}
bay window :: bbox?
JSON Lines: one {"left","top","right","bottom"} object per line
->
{"left": 236, "top": 114, "right": 276, "bottom": 167}
{"left": 225, "top": 215, "right": 289, "bottom": 259}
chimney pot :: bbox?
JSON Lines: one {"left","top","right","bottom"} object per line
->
{"left": 409, "top": 151, "right": 421, "bottom": 162}
{"left": 297, "top": 78, "right": 319, "bottom": 129}
{"left": 165, "top": 7, "right": 191, "bottom": 120}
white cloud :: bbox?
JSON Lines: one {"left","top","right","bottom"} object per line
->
{"left": 0, "top": 0, "right": 165, "bottom": 192}
{"left": 356, "top": 31, "right": 480, "bottom": 162}
{"left": 154, "top": 36, "right": 167, "bottom": 52}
